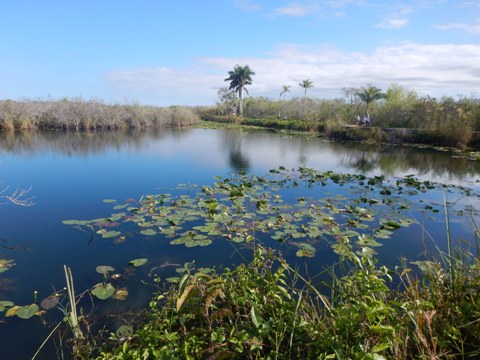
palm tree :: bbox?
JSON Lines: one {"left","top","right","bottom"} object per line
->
{"left": 357, "top": 85, "right": 386, "bottom": 113}
{"left": 224, "top": 65, "right": 255, "bottom": 117}
{"left": 280, "top": 85, "right": 291, "bottom": 100}
{"left": 299, "top": 79, "right": 314, "bottom": 98}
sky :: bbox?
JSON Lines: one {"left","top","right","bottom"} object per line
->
{"left": 0, "top": 0, "right": 479, "bottom": 106}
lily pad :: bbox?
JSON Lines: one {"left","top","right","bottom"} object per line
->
{"left": 140, "top": 229, "right": 157, "bottom": 236}
{"left": 112, "top": 287, "right": 129, "bottom": 300}
{"left": 96, "top": 265, "right": 115, "bottom": 275}
{"left": 129, "top": 258, "right": 148, "bottom": 267}
{"left": 0, "top": 300, "right": 14, "bottom": 312}
{"left": 16, "top": 304, "right": 40, "bottom": 319}
{"left": 116, "top": 325, "right": 134, "bottom": 338}
{"left": 102, "top": 231, "right": 121, "bottom": 239}
{"left": 40, "top": 295, "right": 61, "bottom": 310}
{"left": 5, "top": 305, "right": 21, "bottom": 317}
{"left": 295, "top": 243, "right": 316, "bottom": 258}
{"left": 91, "top": 283, "right": 115, "bottom": 300}
{"left": 381, "top": 220, "right": 402, "bottom": 230}
{"left": 62, "top": 220, "right": 90, "bottom": 226}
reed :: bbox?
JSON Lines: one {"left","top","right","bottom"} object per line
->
{"left": 0, "top": 98, "right": 199, "bottom": 131}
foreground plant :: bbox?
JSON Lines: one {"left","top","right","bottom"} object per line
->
{"left": 92, "top": 241, "right": 480, "bottom": 359}
{"left": 5, "top": 168, "right": 477, "bottom": 359}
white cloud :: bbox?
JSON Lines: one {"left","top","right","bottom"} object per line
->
{"left": 234, "top": 0, "right": 261, "bottom": 12}
{"left": 434, "top": 22, "right": 480, "bottom": 34}
{"left": 104, "top": 42, "right": 480, "bottom": 105}
{"left": 375, "top": 17, "right": 409, "bottom": 29}
{"left": 104, "top": 66, "right": 224, "bottom": 106}
{"left": 273, "top": 3, "right": 322, "bottom": 17}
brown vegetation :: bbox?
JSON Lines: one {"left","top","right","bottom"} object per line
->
{"left": 0, "top": 98, "right": 199, "bottom": 131}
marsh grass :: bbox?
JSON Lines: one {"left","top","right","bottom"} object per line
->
{"left": 0, "top": 99, "right": 199, "bottom": 131}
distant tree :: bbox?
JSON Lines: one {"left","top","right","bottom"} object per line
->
{"left": 224, "top": 65, "right": 255, "bottom": 117}
{"left": 357, "top": 85, "right": 386, "bottom": 113}
{"left": 342, "top": 87, "right": 360, "bottom": 106}
{"left": 216, "top": 87, "right": 238, "bottom": 115}
{"left": 299, "top": 79, "right": 314, "bottom": 99}
{"left": 280, "top": 85, "right": 291, "bottom": 100}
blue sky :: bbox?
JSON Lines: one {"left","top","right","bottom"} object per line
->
{"left": 1, "top": 0, "right": 479, "bottom": 106}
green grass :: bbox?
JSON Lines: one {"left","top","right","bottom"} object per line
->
{"left": 87, "top": 243, "right": 480, "bottom": 360}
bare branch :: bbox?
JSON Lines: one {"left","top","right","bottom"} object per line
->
{"left": 0, "top": 186, "right": 35, "bottom": 207}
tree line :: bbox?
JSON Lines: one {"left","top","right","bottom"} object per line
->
{"left": 217, "top": 64, "right": 480, "bottom": 148}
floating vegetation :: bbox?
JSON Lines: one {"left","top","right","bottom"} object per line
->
{"left": 91, "top": 283, "right": 115, "bottom": 300}
{"left": 3, "top": 167, "right": 480, "bottom": 359}
{"left": 0, "top": 256, "right": 149, "bottom": 323}
{"left": 0, "top": 259, "right": 15, "bottom": 273}
{"left": 0, "top": 300, "right": 14, "bottom": 312}
{"left": 129, "top": 258, "right": 148, "bottom": 267}
{"left": 62, "top": 167, "right": 478, "bottom": 264}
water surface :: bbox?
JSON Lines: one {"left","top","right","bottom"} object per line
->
{"left": 0, "top": 128, "right": 479, "bottom": 359}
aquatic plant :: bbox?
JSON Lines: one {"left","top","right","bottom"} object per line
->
{"left": 3, "top": 167, "right": 479, "bottom": 358}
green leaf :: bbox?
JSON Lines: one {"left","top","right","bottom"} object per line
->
{"left": 91, "top": 283, "right": 115, "bottom": 300}
{"left": 113, "top": 204, "right": 129, "bottom": 210}
{"left": 116, "top": 325, "right": 133, "bottom": 338}
{"left": 295, "top": 243, "right": 316, "bottom": 258}
{"left": 62, "top": 220, "right": 90, "bottom": 226}
{"left": 102, "top": 231, "right": 121, "bottom": 239}
{"left": 381, "top": 220, "right": 401, "bottom": 230}
{"left": 372, "top": 342, "right": 390, "bottom": 353}
{"left": 296, "top": 248, "right": 315, "bottom": 258}
{"left": 140, "top": 229, "right": 157, "bottom": 236}
{"left": 96, "top": 265, "right": 115, "bottom": 275}
{"left": 0, "top": 300, "right": 14, "bottom": 312}
{"left": 129, "top": 258, "right": 148, "bottom": 267}
{"left": 250, "top": 306, "right": 263, "bottom": 328}
{"left": 16, "top": 304, "right": 39, "bottom": 319}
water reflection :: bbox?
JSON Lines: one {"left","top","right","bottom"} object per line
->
{"left": 0, "top": 128, "right": 192, "bottom": 156}
{"left": 0, "top": 128, "right": 478, "bottom": 186}
{"left": 338, "top": 143, "right": 480, "bottom": 182}
{"left": 221, "top": 130, "right": 251, "bottom": 173}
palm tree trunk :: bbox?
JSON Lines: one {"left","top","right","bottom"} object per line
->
{"left": 238, "top": 87, "right": 244, "bottom": 117}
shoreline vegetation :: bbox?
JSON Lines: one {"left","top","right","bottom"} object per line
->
{"left": 94, "top": 245, "right": 480, "bottom": 359}
{"left": 57, "top": 169, "right": 479, "bottom": 359}
{"left": 0, "top": 98, "right": 199, "bottom": 130}
{"left": 2, "top": 88, "right": 480, "bottom": 151}
{"left": 198, "top": 90, "right": 480, "bottom": 150}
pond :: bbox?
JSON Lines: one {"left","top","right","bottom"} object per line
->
{"left": 0, "top": 127, "right": 479, "bottom": 359}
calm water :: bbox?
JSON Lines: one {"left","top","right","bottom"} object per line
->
{"left": 0, "top": 128, "right": 479, "bottom": 359}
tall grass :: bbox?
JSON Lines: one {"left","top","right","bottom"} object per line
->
{"left": 203, "top": 85, "right": 480, "bottom": 149}
{"left": 0, "top": 98, "right": 199, "bottom": 131}
{"left": 90, "top": 243, "right": 480, "bottom": 359}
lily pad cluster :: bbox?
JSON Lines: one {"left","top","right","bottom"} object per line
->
{"left": 0, "top": 257, "right": 148, "bottom": 320}
{"left": 60, "top": 167, "right": 474, "bottom": 262}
